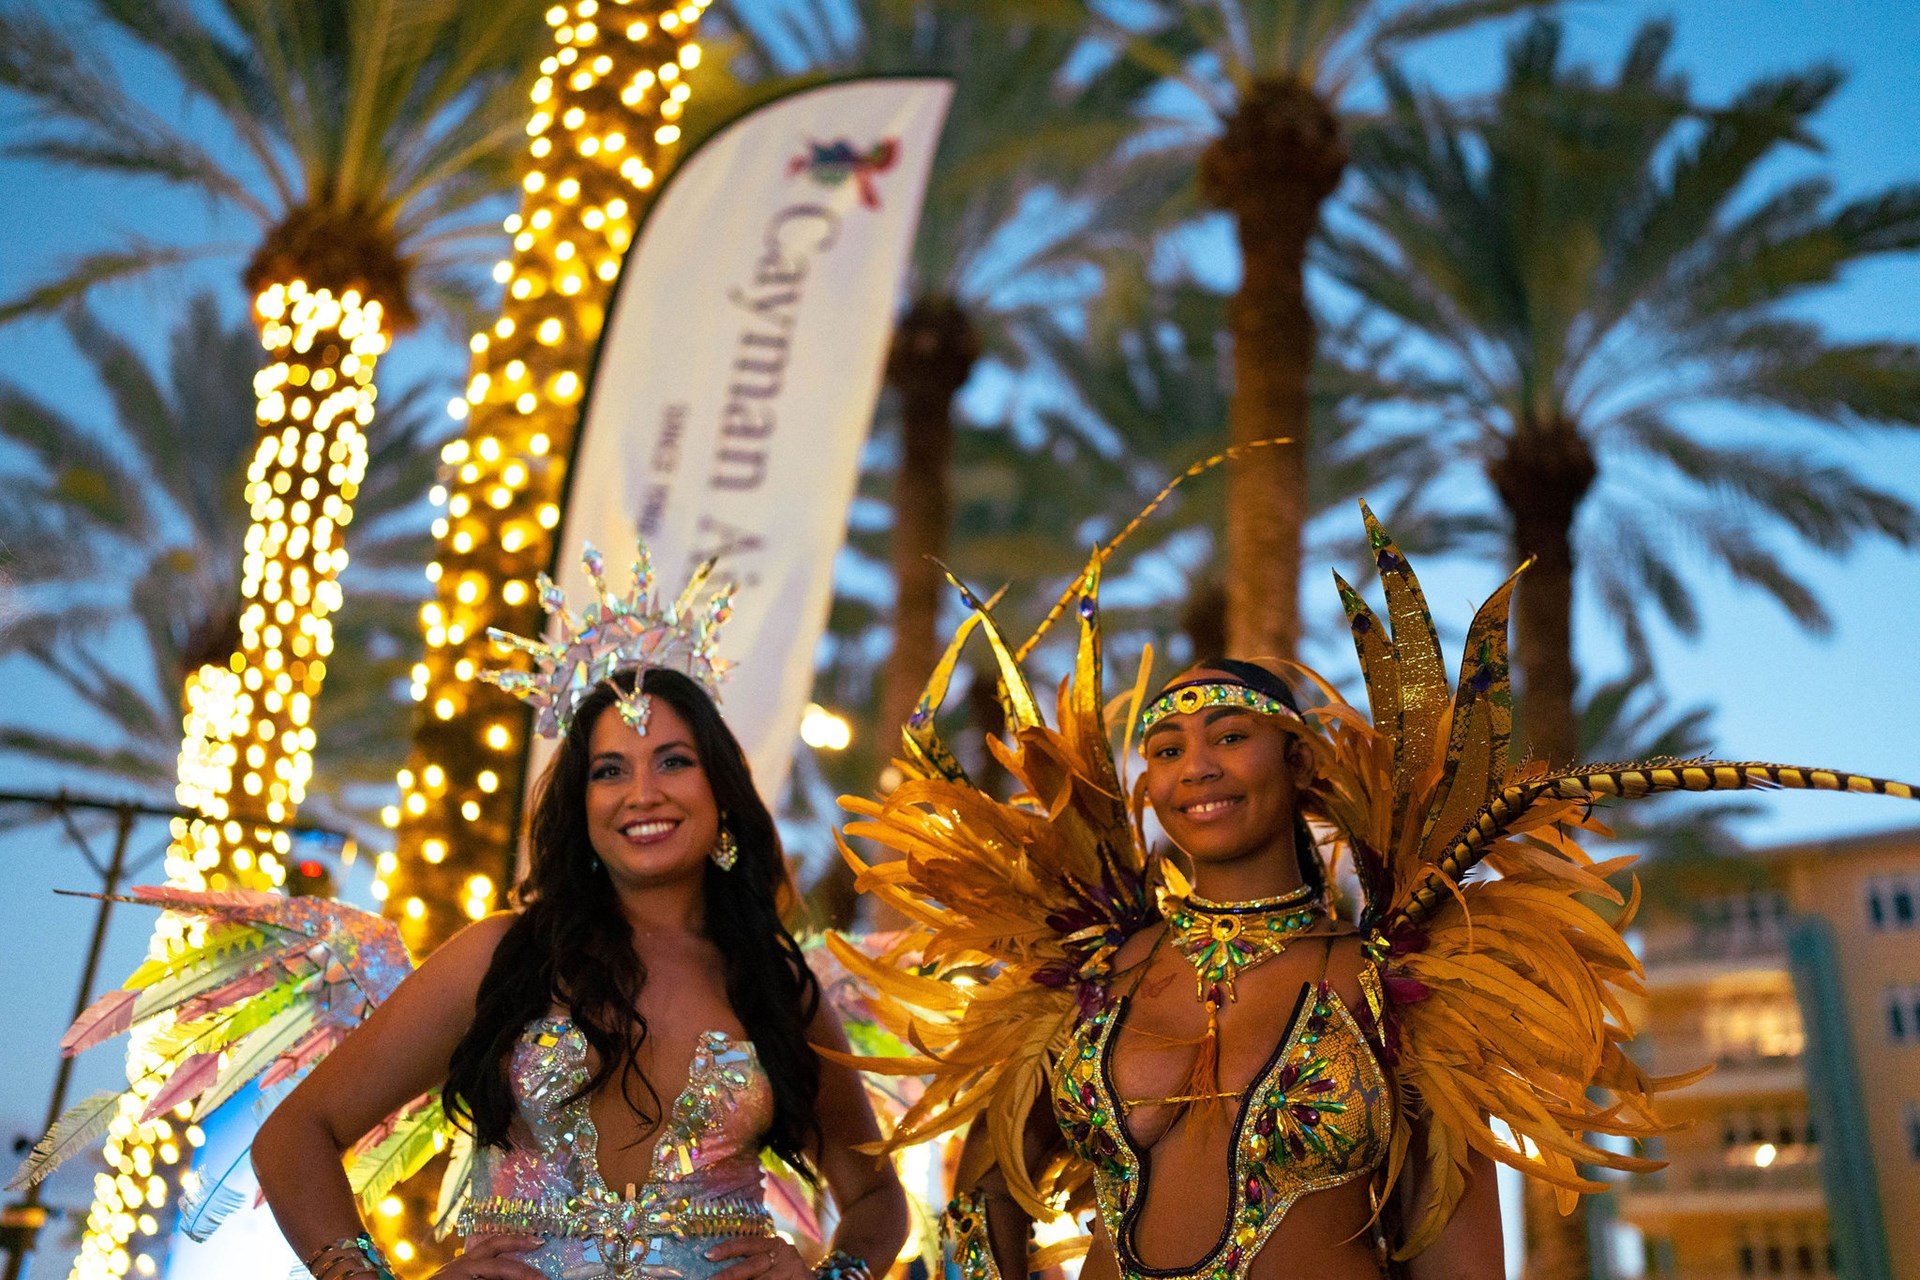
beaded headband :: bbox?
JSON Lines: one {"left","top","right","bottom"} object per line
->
{"left": 1137, "top": 679, "right": 1303, "bottom": 736}
{"left": 479, "top": 540, "right": 734, "bottom": 739}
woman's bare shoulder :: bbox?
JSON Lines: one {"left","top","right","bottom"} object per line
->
{"left": 409, "top": 909, "right": 523, "bottom": 988}
{"left": 1108, "top": 920, "right": 1169, "bottom": 975}
{"left": 1304, "top": 922, "right": 1371, "bottom": 1004}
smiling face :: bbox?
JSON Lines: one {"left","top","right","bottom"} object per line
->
{"left": 583, "top": 697, "right": 723, "bottom": 891}
{"left": 1141, "top": 667, "right": 1310, "bottom": 875}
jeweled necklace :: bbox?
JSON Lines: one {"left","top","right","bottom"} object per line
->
{"left": 1163, "top": 883, "right": 1320, "bottom": 1006}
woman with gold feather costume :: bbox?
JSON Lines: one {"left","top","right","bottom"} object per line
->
{"left": 825, "top": 495, "right": 1917, "bottom": 1279}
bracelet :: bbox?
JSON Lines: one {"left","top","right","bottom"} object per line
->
{"left": 298, "top": 1233, "right": 398, "bottom": 1280}
{"left": 814, "top": 1249, "right": 873, "bottom": 1280}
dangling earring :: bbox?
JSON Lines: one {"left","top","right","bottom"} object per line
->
{"left": 710, "top": 815, "right": 739, "bottom": 871}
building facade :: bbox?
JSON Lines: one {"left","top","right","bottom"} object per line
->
{"left": 1616, "top": 826, "right": 1920, "bottom": 1279}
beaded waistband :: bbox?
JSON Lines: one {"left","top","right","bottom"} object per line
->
{"left": 460, "top": 1191, "right": 773, "bottom": 1242}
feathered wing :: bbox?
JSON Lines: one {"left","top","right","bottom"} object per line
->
{"left": 830, "top": 553, "right": 1157, "bottom": 1220}
{"left": 1331, "top": 504, "right": 1918, "bottom": 1257}
{"left": 9, "top": 886, "right": 438, "bottom": 1234}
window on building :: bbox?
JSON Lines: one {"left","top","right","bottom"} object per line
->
{"left": 1868, "top": 874, "right": 1920, "bottom": 930}
{"left": 1890, "top": 986, "right": 1920, "bottom": 1045}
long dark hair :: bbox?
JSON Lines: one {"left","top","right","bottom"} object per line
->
{"left": 1185, "top": 657, "right": 1328, "bottom": 901}
{"left": 442, "top": 668, "right": 823, "bottom": 1178}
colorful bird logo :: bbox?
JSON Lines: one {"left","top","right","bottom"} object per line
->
{"left": 788, "top": 138, "right": 900, "bottom": 209}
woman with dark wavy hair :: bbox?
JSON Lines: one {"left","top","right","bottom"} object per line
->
{"left": 255, "top": 666, "right": 906, "bottom": 1280}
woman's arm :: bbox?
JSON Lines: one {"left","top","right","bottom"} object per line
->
{"left": 1400, "top": 1134, "right": 1505, "bottom": 1279}
{"left": 253, "top": 913, "right": 525, "bottom": 1271}
{"left": 950, "top": 1092, "right": 1068, "bottom": 1280}
{"left": 803, "top": 1002, "right": 910, "bottom": 1269}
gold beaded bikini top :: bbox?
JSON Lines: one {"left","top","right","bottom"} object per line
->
{"left": 1050, "top": 938, "right": 1395, "bottom": 1280}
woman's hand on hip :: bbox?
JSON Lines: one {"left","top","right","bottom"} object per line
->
{"left": 706, "top": 1235, "right": 812, "bottom": 1280}
{"left": 430, "top": 1233, "right": 545, "bottom": 1279}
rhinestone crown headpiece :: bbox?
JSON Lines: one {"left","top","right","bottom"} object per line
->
{"left": 479, "top": 540, "right": 735, "bottom": 738}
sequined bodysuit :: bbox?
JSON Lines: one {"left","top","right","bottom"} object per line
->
{"left": 1049, "top": 951, "right": 1395, "bottom": 1280}
{"left": 461, "top": 1018, "right": 776, "bottom": 1280}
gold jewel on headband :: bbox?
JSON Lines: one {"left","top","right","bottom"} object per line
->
{"left": 479, "top": 540, "right": 734, "bottom": 739}
{"left": 1138, "top": 680, "right": 1301, "bottom": 735}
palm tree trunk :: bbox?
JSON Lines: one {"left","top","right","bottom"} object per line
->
{"left": 819, "top": 296, "right": 976, "bottom": 932}
{"left": 1490, "top": 425, "right": 1598, "bottom": 1280}
{"left": 878, "top": 295, "right": 979, "bottom": 750}
{"left": 1201, "top": 79, "right": 1345, "bottom": 661}
{"left": 1490, "top": 427, "right": 1596, "bottom": 770}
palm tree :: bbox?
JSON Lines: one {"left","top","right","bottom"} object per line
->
{"left": 1328, "top": 16, "right": 1920, "bottom": 766}
{"left": 0, "top": 296, "right": 441, "bottom": 836}
{"left": 722, "top": 0, "right": 1171, "bottom": 750}
{"left": 1021, "top": 275, "right": 1490, "bottom": 669}
{"left": 1091, "top": 0, "right": 1549, "bottom": 660}
{"left": 1323, "top": 19, "right": 1920, "bottom": 1271}
{"left": 0, "top": 0, "right": 544, "bottom": 845}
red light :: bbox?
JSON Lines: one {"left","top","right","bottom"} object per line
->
{"left": 298, "top": 860, "right": 325, "bottom": 878}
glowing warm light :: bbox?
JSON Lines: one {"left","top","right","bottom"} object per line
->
{"left": 800, "top": 703, "right": 853, "bottom": 751}
{"left": 1754, "top": 1142, "right": 1778, "bottom": 1168}
{"left": 79, "top": 276, "right": 392, "bottom": 1280}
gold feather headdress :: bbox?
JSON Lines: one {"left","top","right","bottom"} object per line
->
{"left": 828, "top": 490, "right": 1917, "bottom": 1257}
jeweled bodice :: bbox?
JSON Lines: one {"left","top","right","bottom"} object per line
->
{"left": 1050, "top": 973, "right": 1394, "bottom": 1280}
{"left": 462, "top": 1018, "right": 775, "bottom": 1280}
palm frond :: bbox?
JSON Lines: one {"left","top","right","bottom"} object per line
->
{"left": 0, "top": 242, "right": 224, "bottom": 326}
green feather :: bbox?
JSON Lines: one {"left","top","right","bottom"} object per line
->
{"left": 349, "top": 1098, "right": 449, "bottom": 1208}
{"left": 190, "top": 1000, "right": 315, "bottom": 1120}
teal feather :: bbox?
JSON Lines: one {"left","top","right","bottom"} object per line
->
{"left": 8, "top": 1091, "right": 123, "bottom": 1190}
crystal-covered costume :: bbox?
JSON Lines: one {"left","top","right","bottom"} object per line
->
{"left": 8, "top": 543, "right": 807, "bottom": 1277}
{"left": 460, "top": 1019, "right": 777, "bottom": 1280}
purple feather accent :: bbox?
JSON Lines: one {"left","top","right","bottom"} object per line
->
{"left": 259, "top": 1025, "right": 343, "bottom": 1090}
{"left": 61, "top": 989, "right": 138, "bottom": 1056}
{"left": 141, "top": 1052, "right": 221, "bottom": 1120}
{"left": 176, "top": 967, "right": 279, "bottom": 1023}
{"left": 1384, "top": 974, "right": 1431, "bottom": 1003}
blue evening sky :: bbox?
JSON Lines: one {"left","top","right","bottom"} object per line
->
{"left": 0, "top": 2, "right": 1915, "bottom": 1266}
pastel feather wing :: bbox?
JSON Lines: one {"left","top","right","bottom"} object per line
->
{"left": 12, "top": 888, "right": 420, "bottom": 1211}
